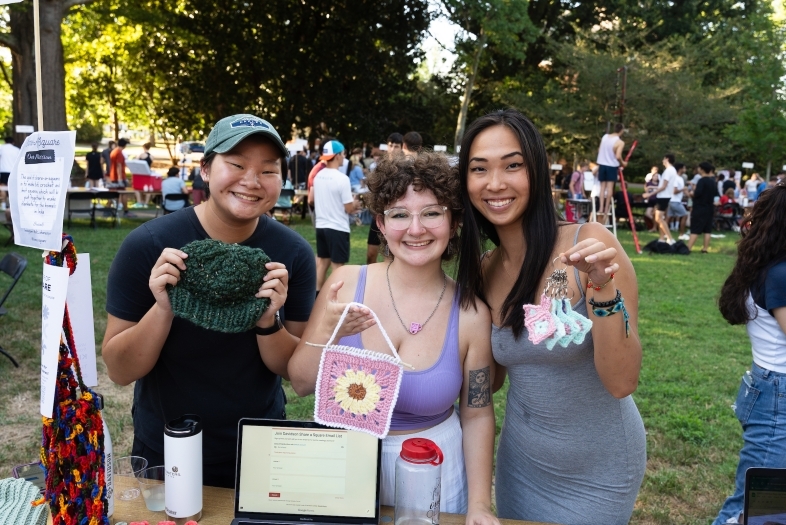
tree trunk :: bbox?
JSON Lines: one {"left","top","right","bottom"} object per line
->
{"left": 7, "top": 0, "right": 81, "bottom": 143}
{"left": 454, "top": 31, "right": 487, "bottom": 152}
{"left": 766, "top": 159, "right": 772, "bottom": 180}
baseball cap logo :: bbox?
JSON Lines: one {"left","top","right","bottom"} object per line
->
{"left": 230, "top": 117, "right": 270, "bottom": 129}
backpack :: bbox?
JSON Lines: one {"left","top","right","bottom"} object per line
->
{"left": 644, "top": 239, "right": 690, "bottom": 255}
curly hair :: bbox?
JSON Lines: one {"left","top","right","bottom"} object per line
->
{"left": 366, "top": 151, "right": 462, "bottom": 261}
{"left": 718, "top": 183, "right": 786, "bottom": 324}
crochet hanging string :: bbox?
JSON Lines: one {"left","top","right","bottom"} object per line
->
{"left": 34, "top": 234, "right": 109, "bottom": 525}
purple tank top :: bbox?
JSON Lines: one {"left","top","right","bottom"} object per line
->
{"left": 338, "top": 266, "right": 463, "bottom": 431}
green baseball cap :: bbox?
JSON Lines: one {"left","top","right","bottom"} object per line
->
{"left": 204, "top": 114, "right": 289, "bottom": 158}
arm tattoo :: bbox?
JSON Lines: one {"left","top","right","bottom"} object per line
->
{"left": 467, "top": 366, "right": 491, "bottom": 408}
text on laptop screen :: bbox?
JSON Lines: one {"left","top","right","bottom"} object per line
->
{"left": 238, "top": 426, "right": 378, "bottom": 518}
{"left": 747, "top": 475, "right": 786, "bottom": 525}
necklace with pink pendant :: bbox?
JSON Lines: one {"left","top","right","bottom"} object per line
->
{"left": 387, "top": 260, "right": 447, "bottom": 335}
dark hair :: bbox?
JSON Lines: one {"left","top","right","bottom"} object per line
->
{"left": 663, "top": 153, "right": 675, "bottom": 164}
{"left": 108, "top": 141, "right": 116, "bottom": 148}
{"left": 118, "top": 138, "right": 129, "bottom": 148}
{"left": 366, "top": 151, "right": 461, "bottom": 261}
{"left": 614, "top": 122, "right": 624, "bottom": 133}
{"left": 456, "top": 109, "right": 560, "bottom": 338}
{"left": 143, "top": 142, "right": 151, "bottom": 150}
{"left": 719, "top": 184, "right": 786, "bottom": 324}
{"left": 674, "top": 162, "right": 685, "bottom": 171}
{"left": 4, "top": 136, "right": 13, "bottom": 144}
{"left": 167, "top": 167, "right": 179, "bottom": 177}
{"left": 387, "top": 132, "right": 403, "bottom": 145}
{"left": 699, "top": 161, "right": 715, "bottom": 174}
{"left": 403, "top": 131, "right": 423, "bottom": 152}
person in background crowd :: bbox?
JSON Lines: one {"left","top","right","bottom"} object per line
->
{"left": 289, "top": 152, "right": 500, "bottom": 525}
{"left": 713, "top": 183, "right": 786, "bottom": 525}
{"left": 595, "top": 122, "right": 627, "bottom": 224}
{"left": 457, "top": 109, "right": 645, "bottom": 525}
{"left": 366, "top": 133, "right": 404, "bottom": 265}
{"left": 288, "top": 149, "right": 310, "bottom": 188}
{"left": 138, "top": 142, "right": 154, "bottom": 167}
{"left": 85, "top": 143, "right": 104, "bottom": 189}
{"left": 103, "top": 114, "right": 315, "bottom": 489}
{"left": 311, "top": 140, "right": 360, "bottom": 294}
{"left": 189, "top": 164, "right": 207, "bottom": 205}
{"left": 686, "top": 161, "right": 719, "bottom": 254}
{"left": 349, "top": 148, "right": 366, "bottom": 193}
{"left": 0, "top": 136, "right": 20, "bottom": 209}
{"left": 161, "top": 166, "right": 188, "bottom": 213}
{"left": 569, "top": 161, "right": 588, "bottom": 200}
{"left": 720, "top": 187, "right": 736, "bottom": 206}
{"left": 109, "top": 138, "right": 133, "bottom": 214}
{"left": 722, "top": 171, "right": 737, "bottom": 195}
{"left": 642, "top": 169, "right": 660, "bottom": 232}
{"left": 653, "top": 154, "right": 677, "bottom": 244}
{"left": 745, "top": 173, "right": 762, "bottom": 202}
{"left": 402, "top": 131, "right": 423, "bottom": 157}
{"left": 101, "top": 140, "right": 116, "bottom": 180}
{"left": 670, "top": 163, "right": 688, "bottom": 240}
{"left": 756, "top": 173, "right": 770, "bottom": 197}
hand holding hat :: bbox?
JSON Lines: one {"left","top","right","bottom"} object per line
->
{"left": 166, "top": 239, "right": 275, "bottom": 333}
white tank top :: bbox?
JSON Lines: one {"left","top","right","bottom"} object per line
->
{"left": 596, "top": 134, "right": 620, "bottom": 167}
{"left": 746, "top": 293, "right": 786, "bottom": 373}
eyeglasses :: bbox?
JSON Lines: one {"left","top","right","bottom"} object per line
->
{"left": 383, "top": 205, "right": 448, "bottom": 230}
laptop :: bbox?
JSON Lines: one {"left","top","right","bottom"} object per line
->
{"left": 744, "top": 467, "right": 786, "bottom": 525}
{"left": 231, "top": 418, "right": 382, "bottom": 525}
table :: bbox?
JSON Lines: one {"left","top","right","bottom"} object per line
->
{"left": 112, "top": 477, "right": 555, "bottom": 525}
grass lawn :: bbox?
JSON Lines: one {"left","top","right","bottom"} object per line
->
{"left": 0, "top": 214, "right": 748, "bottom": 524}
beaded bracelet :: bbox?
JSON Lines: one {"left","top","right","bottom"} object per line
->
{"left": 587, "top": 273, "right": 614, "bottom": 291}
{"left": 590, "top": 295, "right": 630, "bottom": 338}
{"left": 588, "top": 289, "right": 622, "bottom": 308}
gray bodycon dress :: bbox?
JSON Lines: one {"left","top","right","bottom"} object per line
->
{"left": 493, "top": 262, "right": 646, "bottom": 524}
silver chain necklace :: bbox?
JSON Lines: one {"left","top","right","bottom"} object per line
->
{"left": 386, "top": 260, "right": 447, "bottom": 335}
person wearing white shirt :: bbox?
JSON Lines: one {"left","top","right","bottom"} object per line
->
{"left": 0, "top": 136, "right": 21, "bottom": 210}
{"left": 653, "top": 153, "right": 677, "bottom": 244}
{"left": 313, "top": 140, "right": 360, "bottom": 293}
{"left": 669, "top": 163, "right": 689, "bottom": 239}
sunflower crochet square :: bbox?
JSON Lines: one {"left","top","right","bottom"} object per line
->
{"left": 314, "top": 346, "right": 403, "bottom": 439}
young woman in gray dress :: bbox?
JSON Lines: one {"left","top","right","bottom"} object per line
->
{"left": 456, "top": 109, "right": 646, "bottom": 525}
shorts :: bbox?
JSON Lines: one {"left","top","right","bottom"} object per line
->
{"left": 597, "top": 165, "right": 619, "bottom": 182}
{"left": 668, "top": 201, "right": 687, "bottom": 218}
{"left": 0, "top": 172, "right": 9, "bottom": 184}
{"left": 367, "top": 219, "right": 381, "bottom": 246}
{"left": 655, "top": 198, "right": 671, "bottom": 212}
{"left": 316, "top": 228, "right": 350, "bottom": 263}
{"left": 690, "top": 209, "right": 714, "bottom": 234}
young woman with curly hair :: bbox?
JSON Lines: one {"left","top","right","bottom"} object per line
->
{"left": 713, "top": 183, "right": 786, "bottom": 525}
{"left": 289, "top": 152, "right": 499, "bottom": 525}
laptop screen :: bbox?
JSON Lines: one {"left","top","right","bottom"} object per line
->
{"left": 236, "top": 420, "right": 380, "bottom": 521}
{"left": 745, "top": 468, "right": 786, "bottom": 525}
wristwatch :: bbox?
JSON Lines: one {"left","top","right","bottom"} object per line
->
{"left": 254, "top": 313, "right": 283, "bottom": 336}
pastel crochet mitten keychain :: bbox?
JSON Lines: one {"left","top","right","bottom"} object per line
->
{"left": 523, "top": 294, "right": 557, "bottom": 345}
{"left": 562, "top": 298, "right": 593, "bottom": 344}
{"left": 543, "top": 299, "right": 567, "bottom": 350}
{"left": 553, "top": 297, "right": 580, "bottom": 348}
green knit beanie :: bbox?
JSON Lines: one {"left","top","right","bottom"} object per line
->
{"left": 168, "top": 239, "right": 272, "bottom": 333}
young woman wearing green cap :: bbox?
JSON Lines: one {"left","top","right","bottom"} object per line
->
{"left": 103, "top": 115, "right": 316, "bottom": 488}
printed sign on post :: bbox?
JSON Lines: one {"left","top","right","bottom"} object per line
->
{"left": 40, "top": 263, "right": 70, "bottom": 418}
{"left": 9, "top": 131, "right": 76, "bottom": 251}
{"left": 66, "top": 254, "right": 97, "bottom": 387}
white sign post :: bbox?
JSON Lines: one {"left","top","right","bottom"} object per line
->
{"left": 9, "top": 131, "right": 76, "bottom": 250}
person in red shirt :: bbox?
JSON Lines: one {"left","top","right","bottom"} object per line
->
{"left": 108, "top": 138, "right": 129, "bottom": 184}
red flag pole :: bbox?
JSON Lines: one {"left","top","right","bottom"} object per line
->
{"left": 618, "top": 140, "right": 641, "bottom": 254}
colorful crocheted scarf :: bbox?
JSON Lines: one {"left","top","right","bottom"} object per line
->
{"left": 167, "top": 239, "right": 272, "bottom": 333}
{"left": 33, "top": 234, "right": 109, "bottom": 525}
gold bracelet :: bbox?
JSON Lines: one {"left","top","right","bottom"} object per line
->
{"left": 587, "top": 273, "right": 614, "bottom": 291}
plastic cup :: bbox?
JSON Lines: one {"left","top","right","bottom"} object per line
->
{"left": 137, "top": 465, "right": 166, "bottom": 511}
{"left": 114, "top": 456, "right": 148, "bottom": 501}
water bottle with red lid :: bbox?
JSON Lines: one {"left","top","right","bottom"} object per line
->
{"left": 395, "top": 438, "right": 443, "bottom": 525}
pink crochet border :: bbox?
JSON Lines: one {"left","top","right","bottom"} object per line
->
{"left": 314, "top": 345, "right": 403, "bottom": 439}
